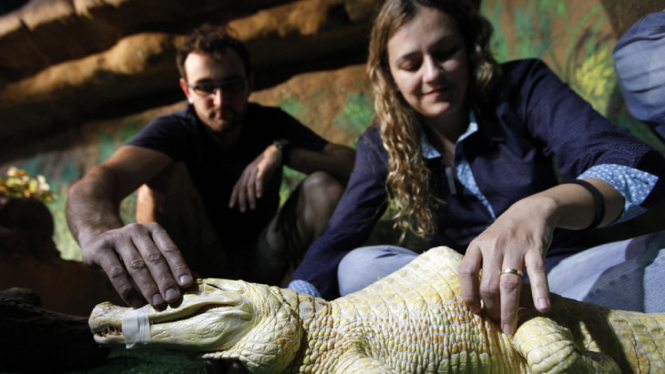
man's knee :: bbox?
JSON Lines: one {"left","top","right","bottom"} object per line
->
{"left": 301, "top": 171, "right": 344, "bottom": 207}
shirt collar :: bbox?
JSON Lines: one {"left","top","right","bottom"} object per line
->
{"left": 421, "top": 112, "right": 478, "bottom": 160}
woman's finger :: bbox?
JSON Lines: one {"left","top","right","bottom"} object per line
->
{"left": 498, "top": 258, "right": 523, "bottom": 335}
{"left": 478, "top": 247, "right": 502, "bottom": 322}
{"left": 458, "top": 245, "right": 483, "bottom": 314}
{"left": 525, "top": 250, "right": 550, "bottom": 312}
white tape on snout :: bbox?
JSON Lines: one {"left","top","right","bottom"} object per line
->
{"left": 122, "top": 305, "right": 152, "bottom": 348}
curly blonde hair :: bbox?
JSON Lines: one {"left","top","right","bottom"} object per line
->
{"left": 367, "top": 0, "right": 501, "bottom": 239}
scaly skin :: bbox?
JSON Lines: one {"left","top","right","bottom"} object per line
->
{"left": 89, "top": 246, "right": 665, "bottom": 373}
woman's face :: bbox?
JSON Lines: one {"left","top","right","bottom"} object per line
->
{"left": 387, "top": 8, "right": 469, "bottom": 124}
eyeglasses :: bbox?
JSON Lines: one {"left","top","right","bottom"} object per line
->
{"left": 187, "top": 77, "right": 247, "bottom": 97}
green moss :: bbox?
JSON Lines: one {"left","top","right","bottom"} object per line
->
{"left": 279, "top": 167, "right": 306, "bottom": 206}
{"left": 276, "top": 97, "right": 304, "bottom": 120}
{"left": 69, "top": 347, "right": 206, "bottom": 374}
{"left": 98, "top": 121, "right": 144, "bottom": 163}
{"left": 334, "top": 93, "right": 375, "bottom": 148}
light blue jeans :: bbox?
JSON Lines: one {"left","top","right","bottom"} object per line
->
{"left": 338, "top": 231, "right": 665, "bottom": 312}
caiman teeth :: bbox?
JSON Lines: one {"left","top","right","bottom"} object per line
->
{"left": 97, "top": 325, "right": 123, "bottom": 337}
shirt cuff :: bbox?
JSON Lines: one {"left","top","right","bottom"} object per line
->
{"left": 288, "top": 280, "right": 322, "bottom": 298}
{"left": 578, "top": 164, "right": 659, "bottom": 223}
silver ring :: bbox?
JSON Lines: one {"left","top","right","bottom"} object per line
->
{"left": 500, "top": 268, "right": 523, "bottom": 277}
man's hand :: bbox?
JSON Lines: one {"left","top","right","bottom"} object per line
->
{"left": 81, "top": 222, "right": 194, "bottom": 309}
{"left": 229, "top": 144, "right": 281, "bottom": 212}
{"left": 457, "top": 196, "right": 555, "bottom": 335}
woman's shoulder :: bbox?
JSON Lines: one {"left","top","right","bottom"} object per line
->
{"left": 356, "top": 125, "right": 390, "bottom": 166}
{"left": 498, "top": 58, "right": 555, "bottom": 87}
{"left": 483, "top": 59, "right": 562, "bottom": 109}
{"left": 359, "top": 124, "right": 381, "bottom": 142}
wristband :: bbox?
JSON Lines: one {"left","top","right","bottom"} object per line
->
{"left": 273, "top": 138, "right": 291, "bottom": 166}
{"left": 563, "top": 179, "right": 605, "bottom": 229}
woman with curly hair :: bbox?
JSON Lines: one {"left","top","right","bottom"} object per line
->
{"left": 288, "top": 0, "right": 665, "bottom": 335}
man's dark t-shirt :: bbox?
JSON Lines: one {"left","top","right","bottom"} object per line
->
{"left": 128, "top": 102, "right": 328, "bottom": 256}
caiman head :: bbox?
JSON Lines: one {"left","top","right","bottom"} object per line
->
{"left": 89, "top": 279, "right": 303, "bottom": 373}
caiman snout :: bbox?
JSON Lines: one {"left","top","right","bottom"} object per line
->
{"left": 89, "top": 279, "right": 255, "bottom": 351}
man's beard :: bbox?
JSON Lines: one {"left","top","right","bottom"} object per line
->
{"left": 201, "top": 104, "right": 246, "bottom": 146}
{"left": 200, "top": 100, "right": 248, "bottom": 131}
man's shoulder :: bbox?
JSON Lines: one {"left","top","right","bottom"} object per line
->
{"left": 149, "top": 104, "right": 198, "bottom": 128}
{"left": 128, "top": 104, "right": 197, "bottom": 152}
{"left": 245, "top": 102, "right": 293, "bottom": 122}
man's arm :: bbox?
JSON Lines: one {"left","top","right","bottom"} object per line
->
{"left": 288, "top": 143, "right": 356, "bottom": 185}
{"left": 66, "top": 145, "right": 194, "bottom": 308}
{"left": 229, "top": 142, "right": 356, "bottom": 212}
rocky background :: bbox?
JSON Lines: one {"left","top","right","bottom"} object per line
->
{"left": 1, "top": 0, "right": 665, "bottom": 316}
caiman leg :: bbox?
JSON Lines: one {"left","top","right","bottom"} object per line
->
{"left": 513, "top": 316, "right": 621, "bottom": 374}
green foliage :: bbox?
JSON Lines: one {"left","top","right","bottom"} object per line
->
{"left": 48, "top": 183, "right": 81, "bottom": 261}
{"left": 334, "top": 93, "right": 375, "bottom": 148}
{"left": 0, "top": 167, "right": 56, "bottom": 202}
{"left": 279, "top": 167, "right": 307, "bottom": 206}
{"left": 481, "top": 0, "right": 629, "bottom": 132}
{"left": 277, "top": 97, "right": 304, "bottom": 120}
{"left": 485, "top": 0, "right": 510, "bottom": 63}
{"left": 98, "top": 121, "right": 144, "bottom": 163}
{"left": 120, "top": 192, "right": 138, "bottom": 225}
{"left": 571, "top": 46, "right": 615, "bottom": 116}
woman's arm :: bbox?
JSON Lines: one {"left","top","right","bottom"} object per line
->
{"left": 460, "top": 59, "right": 665, "bottom": 335}
{"left": 458, "top": 178, "right": 623, "bottom": 335}
{"left": 289, "top": 129, "right": 390, "bottom": 299}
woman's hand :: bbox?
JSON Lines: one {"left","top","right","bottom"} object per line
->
{"left": 457, "top": 179, "right": 623, "bottom": 335}
{"left": 458, "top": 195, "right": 557, "bottom": 335}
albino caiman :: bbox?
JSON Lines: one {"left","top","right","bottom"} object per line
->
{"left": 89, "top": 246, "right": 665, "bottom": 373}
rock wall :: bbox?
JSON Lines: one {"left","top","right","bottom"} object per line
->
{"left": 0, "top": 197, "right": 122, "bottom": 315}
{"left": 1, "top": 0, "right": 665, "bottom": 262}
{"left": 0, "top": 0, "right": 377, "bottom": 150}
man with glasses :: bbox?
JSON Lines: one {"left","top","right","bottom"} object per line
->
{"left": 66, "top": 24, "right": 355, "bottom": 311}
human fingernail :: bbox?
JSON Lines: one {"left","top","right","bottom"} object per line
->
{"left": 165, "top": 288, "right": 179, "bottom": 301}
{"left": 537, "top": 298, "right": 550, "bottom": 310}
{"left": 502, "top": 324, "right": 515, "bottom": 335}
{"left": 152, "top": 294, "right": 164, "bottom": 305}
{"left": 131, "top": 299, "right": 144, "bottom": 309}
{"left": 180, "top": 274, "right": 193, "bottom": 285}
